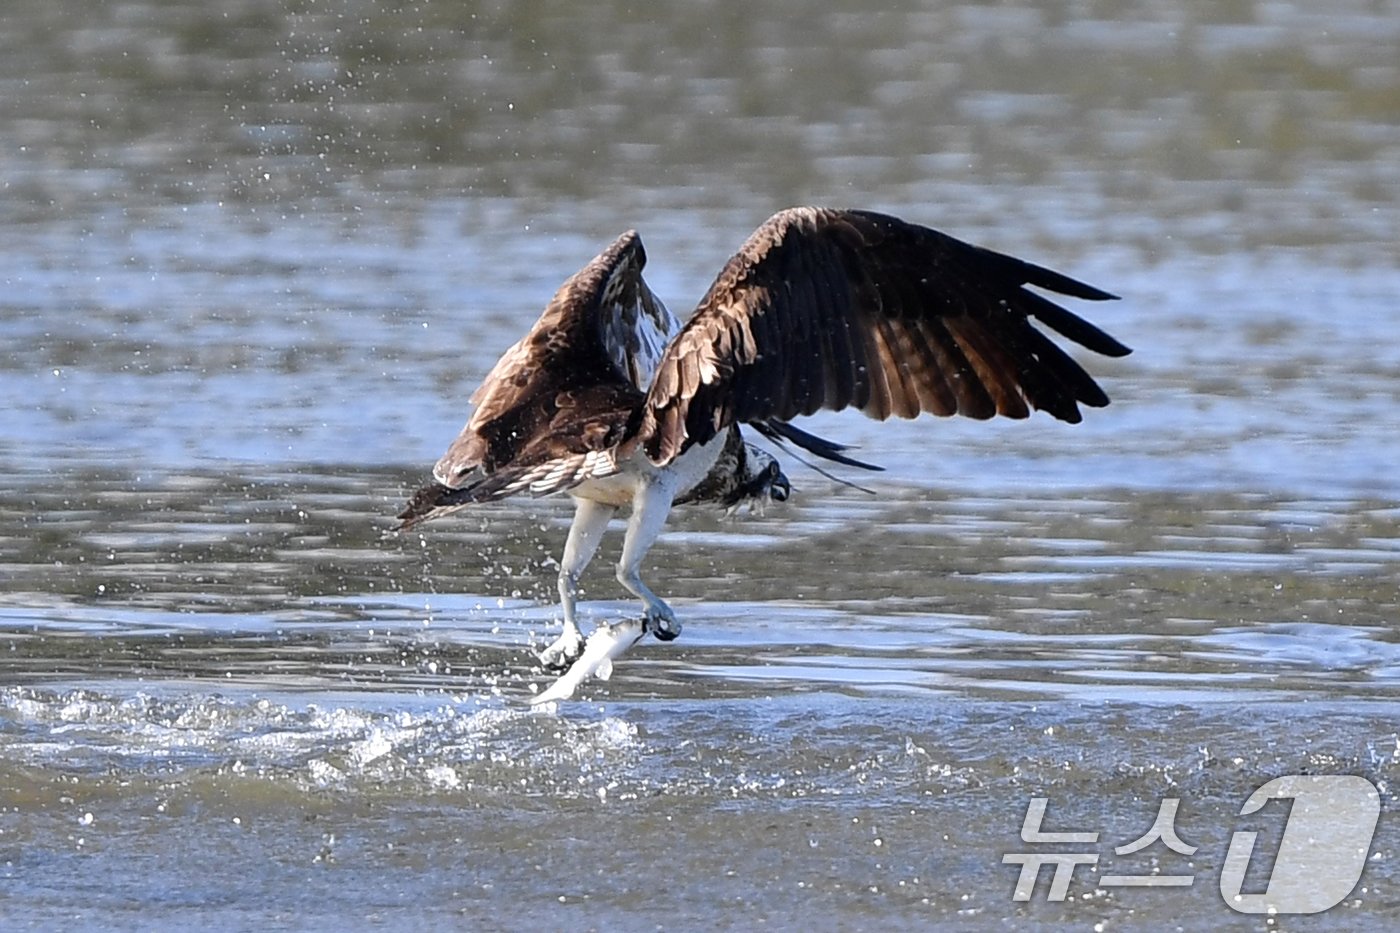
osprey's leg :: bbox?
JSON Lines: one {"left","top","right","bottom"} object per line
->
{"left": 539, "top": 497, "right": 617, "bottom": 671}
{"left": 617, "top": 481, "right": 682, "bottom": 641}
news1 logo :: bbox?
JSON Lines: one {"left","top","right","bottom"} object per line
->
{"left": 1004, "top": 774, "right": 1380, "bottom": 914}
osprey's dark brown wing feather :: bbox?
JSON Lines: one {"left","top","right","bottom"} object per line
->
{"left": 397, "top": 383, "right": 643, "bottom": 529}
{"left": 430, "top": 230, "right": 675, "bottom": 493}
{"left": 636, "top": 207, "right": 1129, "bottom": 465}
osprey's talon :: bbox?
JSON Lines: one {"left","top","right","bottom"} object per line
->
{"left": 537, "top": 627, "right": 586, "bottom": 672}
{"left": 643, "top": 604, "right": 682, "bottom": 642}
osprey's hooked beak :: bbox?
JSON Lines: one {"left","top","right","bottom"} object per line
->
{"left": 725, "top": 459, "right": 792, "bottom": 513}
{"left": 769, "top": 466, "right": 791, "bottom": 502}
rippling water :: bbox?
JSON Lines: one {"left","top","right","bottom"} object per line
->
{"left": 3, "top": 1, "right": 1400, "bottom": 929}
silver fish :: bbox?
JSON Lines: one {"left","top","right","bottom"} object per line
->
{"left": 529, "top": 619, "right": 646, "bottom": 705}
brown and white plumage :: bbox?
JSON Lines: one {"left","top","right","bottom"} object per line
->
{"left": 397, "top": 207, "right": 1129, "bottom": 695}
{"left": 421, "top": 230, "right": 676, "bottom": 505}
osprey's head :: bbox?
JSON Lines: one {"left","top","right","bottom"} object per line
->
{"left": 727, "top": 444, "right": 790, "bottom": 510}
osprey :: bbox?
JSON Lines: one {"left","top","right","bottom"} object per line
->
{"left": 397, "top": 207, "right": 1130, "bottom": 697}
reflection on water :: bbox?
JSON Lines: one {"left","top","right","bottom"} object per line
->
{"left": 2, "top": 0, "right": 1399, "bottom": 928}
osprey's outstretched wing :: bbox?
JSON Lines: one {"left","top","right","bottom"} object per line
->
{"left": 407, "top": 231, "right": 677, "bottom": 527}
{"left": 635, "top": 207, "right": 1130, "bottom": 465}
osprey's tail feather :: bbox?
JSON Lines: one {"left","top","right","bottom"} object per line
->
{"left": 395, "top": 459, "right": 569, "bottom": 530}
{"left": 395, "top": 481, "right": 480, "bottom": 531}
{"left": 753, "top": 420, "right": 883, "bottom": 471}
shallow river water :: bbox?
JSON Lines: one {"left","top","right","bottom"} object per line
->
{"left": 3, "top": 1, "right": 1400, "bottom": 930}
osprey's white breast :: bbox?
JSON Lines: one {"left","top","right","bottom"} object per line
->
{"left": 568, "top": 433, "right": 727, "bottom": 509}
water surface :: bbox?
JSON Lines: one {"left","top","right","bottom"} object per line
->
{"left": 2, "top": 1, "right": 1399, "bottom": 929}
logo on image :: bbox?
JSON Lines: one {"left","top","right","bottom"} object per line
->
{"left": 1003, "top": 774, "right": 1380, "bottom": 914}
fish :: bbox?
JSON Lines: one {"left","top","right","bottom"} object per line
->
{"left": 529, "top": 618, "right": 647, "bottom": 705}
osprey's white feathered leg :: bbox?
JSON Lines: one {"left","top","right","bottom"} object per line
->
{"left": 616, "top": 477, "right": 682, "bottom": 641}
{"left": 537, "top": 440, "right": 714, "bottom": 681}
{"left": 539, "top": 497, "right": 617, "bottom": 670}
